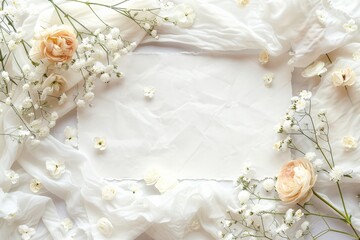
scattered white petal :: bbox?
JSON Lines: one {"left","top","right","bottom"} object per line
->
{"left": 62, "top": 218, "right": 73, "bottom": 232}
{"left": 144, "top": 168, "right": 161, "bottom": 185}
{"left": 301, "top": 61, "right": 327, "bottom": 78}
{"left": 46, "top": 159, "right": 66, "bottom": 179}
{"left": 5, "top": 170, "right": 19, "bottom": 184}
{"left": 236, "top": 0, "right": 249, "bottom": 6}
{"left": 94, "top": 137, "right": 107, "bottom": 151}
{"left": 155, "top": 175, "right": 178, "bottom": 194}
{"left": 97, "top": 217, "right": 114, "bottom": 237}
{"left": 144, "top": 86, "right": 155, "bottom": 99}
{"left": 342, "top": 136, "right": 358, "bottom": 151}
{"left": 316, "top": 9, "right": 328, "bottom": 25}
{"left": 258, "top": 50, "right": 269, "bottom": 64}
{"left": 263, "top": 72, "right": 274, "bottom": 87}
{"left": 101, "top": 185, "right": 117, "bottom": 201}
{"left": 29, "top": 179, "right": 42, "bottom": 193}
{"left": 343, "top": 19, "right": 358, "bottom": 33}
{"left": 18, "top": 225, "right": 36, "bottom": 240}
{"left": 174, "top": 4, "right": 196, "bottom": 28}
{"left": 353, "top": 50, "right": 360, "bottom": 61}
{"left": 64, "top": 126, "right": 78, "bottom": 148}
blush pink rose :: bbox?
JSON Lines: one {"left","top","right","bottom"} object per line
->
{"left": 276, "top": 159, "right": 317, "bottom": 204}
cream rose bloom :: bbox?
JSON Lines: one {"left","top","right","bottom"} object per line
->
{"left": 30, "top": 25, "right": 78, "bottom": 63}
{"left": 331, "top": 67, "right": 356, "bottom": 87}
{"left": 276, "top": 159, "right": 316, "bottom": 204}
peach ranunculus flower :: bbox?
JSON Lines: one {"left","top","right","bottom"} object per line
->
{"left": 276, "top": 159, "right": 317, "bottom": 204}
{"left": 30, "top": 25, "right": 78, "bottom": 63}
{"left": 40, "top": 73, "right": 67, "bottom": 100}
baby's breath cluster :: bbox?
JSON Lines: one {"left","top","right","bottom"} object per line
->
{"left": 221, "top": 165, "right": 310, "bottom": 240}
{"left": 71, "top": 27, "right": 134, "bottom": 104}
{"left": 0, "top": 0, "right": 196, "bottom": 143}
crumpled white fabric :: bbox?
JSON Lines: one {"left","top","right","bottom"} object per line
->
{"left": 77, "top": 52, "right": 292, "bottom": 179}
{"left": 1, "top": 0, "right": 360, "bottom": 239}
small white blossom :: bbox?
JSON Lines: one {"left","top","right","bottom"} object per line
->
{"left": 76, "top": 99, "right": 85, "bottom": 107}
{"left": 173, "top": 4, "right": 196, "bottom": 28}
{"left": 8, "top": 40, "right": 17, "bottom": 50}
{"left": 18, "top": 225, "right": 36, "bottom": 240}
{"left": 263, "top": 72, "right": 274, "bottom": 87}
{"left": 353, "top": 50, "right": 360, "bottom": 61}
{"left": 301, "top": 221, "right": 310, "bottom": 231}
{"left": 295, "top": 230, "right": 303, "bottom": 239}
{"left": 312, "top": 158, "right": 324, "bottom": 170}
{"left": 101, "top": 185, "right": 117, "bottom": 201}
{"left": 97, "top": 217, "right": 114, "bottom": 237}
{"left": 58, "top": 93, "right": 68, "bottom": 105}
{"left": 144, "top": 168, "right": 161, "bottom": 185}
{"left": 305, "top": 152, "right": 316, "bottom": 161}
{"left": 276, "top": 223, "right": 289, "bottom": 233}
{"left": 22, "top": 97, "right": 32, "bottom": 109}
{"left": 343, "top": 19, "right": 358, "bottom": 33}
{"left": 262, "top": 178, "right": 275, "bottom": 191}
{"left": 316, "top": 10, "right": 328, "bottom": 25}
{"left": 295, "top": 99, "right": 307, "bottom": 112}
{"left": 342, "top": 136, "right": 358, "bottom": 151}
{"left": 46, "top": 159, "right": 66, "bottom": 179}
{"left": 236, "top": 0, "right": 249, "bottom": 6}
{"left": 94, "top": 137, "right": 107, "bottom": 151}
{"left": 318, "top": 108, "right": 327, "bottom": 116}
{"left": 187, "top": 219, "right": 200, "bottom": 231}
{"left": 150, "top": 30, "right": 158, "bottom": 38}
{"left": 5, "top": 97, "right": 12, "bottom": 105}
{"left": 5, "top": 170, "right": 19, "bottom": 184}
{"left": 294, "top": 209, "right": 303, "bottom": 221}
{"left": 64, "top": 126, "right": 78, "bottom": 148}
{"left": 100, "top": 73, "right": 111, "bottom": 83}
{"left": 285, "top": 209, "right": 294, "bottom": 224}
{"left": 258, "top": 50, "right": 269, "bottom": 64}
{"left": 22, "top": 83, "right": 30, "bottom": 91}
{"left": 329, "top": 166, "right": 344, "bottom": 182}
{"left": 83, "top": 92, "right": 95, "bottom": 102}
{"left": 62, "top": 218, "right": 73, "bottom": 232}
{"left": 144, "top": 86, "right": 155, "bottom": 99}
{"left": 238, "top": 190, "right": 250, "bottom": 204}
{"left": 29, "top": 179, "right": 42, "bottom": 193}
{"left": 299, "top": 90, "right": 312, "bottom": 100}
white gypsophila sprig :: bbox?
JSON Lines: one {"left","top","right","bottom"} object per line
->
{"left": 329, "top": 166, "right": 345, "bottom": 182}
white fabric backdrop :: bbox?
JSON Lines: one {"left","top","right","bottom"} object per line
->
{"left": 1, "top": 0, "right": 360, "bottom": 239}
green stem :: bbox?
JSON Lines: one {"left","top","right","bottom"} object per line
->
{"left": 313, "top": 190, "right": 347, "bottom": 219}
